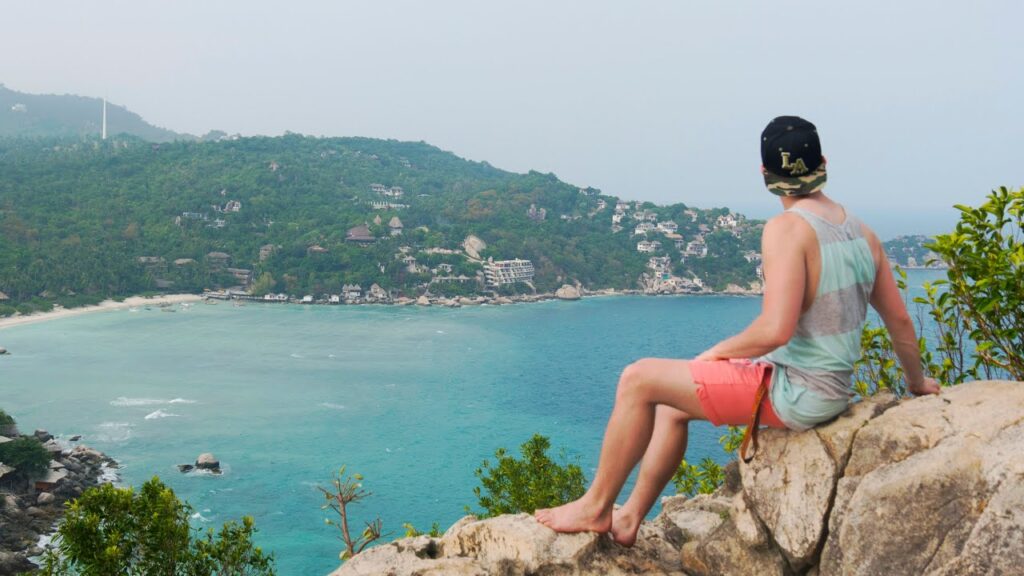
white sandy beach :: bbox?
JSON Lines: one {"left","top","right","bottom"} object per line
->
{"left": 0, "top": 294, "right": 203, "bottom": 331}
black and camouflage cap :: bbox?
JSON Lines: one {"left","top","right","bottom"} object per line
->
{"left": 761, "top": 116, "right": 827, "bottom": 197}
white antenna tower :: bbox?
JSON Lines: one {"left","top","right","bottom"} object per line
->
{"left": 102, "top": 98, "right": 107, "bottom": 140}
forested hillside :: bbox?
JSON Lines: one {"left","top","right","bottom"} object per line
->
{"left": 0, "top": 135, "right": 762, "bottom": 313}
{"left": 0, "top": 85, "right": 189, "bottom": 142}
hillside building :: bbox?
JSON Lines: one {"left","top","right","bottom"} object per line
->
{"left": 484, "top": 258, "right": 535, "bottom": 287}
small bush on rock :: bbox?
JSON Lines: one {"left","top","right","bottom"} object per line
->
{"left": 39, "top": 476, "right": 275, "bottom": 575}
{"left": 471, "top": 434, "right": 586, "bottom": 517}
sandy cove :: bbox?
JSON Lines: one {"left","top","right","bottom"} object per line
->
{"left": 0, "top": 294, "right": 203, "bottom": 331}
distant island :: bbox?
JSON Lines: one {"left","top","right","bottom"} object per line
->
{"left": 0, "top": 86, "right": 939, "bottom": 316}
{"left": 882, "top": 234, "right": 948, "bottom": 269}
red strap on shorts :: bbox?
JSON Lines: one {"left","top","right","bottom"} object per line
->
{"left": 739, "top": 368, "right": 773, "bottom": 463}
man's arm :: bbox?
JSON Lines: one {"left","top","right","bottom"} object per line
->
{"left": 696, "top": 213, "right": 808, "bottom": 360}
{"left": 864, "top": 227, "right": 940, "bottom": 395}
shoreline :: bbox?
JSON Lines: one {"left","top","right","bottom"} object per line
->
{"left": 0, "top": 287, "right": 763, "bottom": 333}
{"left": 0, "top": 294, "right": 203, "bottom": 331}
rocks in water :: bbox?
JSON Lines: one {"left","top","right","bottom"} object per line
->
{"left": 0, "top": 346, "right": 8, "bottom": 355}
{"left": 25, "top": 507, "right": 47, "bottom": 519}
{"left": 177, "top": 464, "right": 195, "bottom": 473}
{"left": 0, "top": 440, "right": 115, "bottom": 570}
{"left": 415, "top": 295, "right": 431, "bottom": 307}
{"left": 331, "top": 380, "right": 1024, "bottom": 576}
{"left": 69, "top": 434, "right": 82, "bottom": 442}
{"left": 0, "top": 551, "right": 35, "bottom": 574}
{"left": 554, "top": 284, "right": 581, "bottom": 300}
{"left": 34, "top": 429, "right": 53, "bottom": 442}
{"left": 70, "top": 444, "right": 105, "bottom": 463}
{"left": 557, "top": 282, "right": 581, "bottom": 301}
{"left": 195, "top": 453, "right": 222, "bottom": 474}
{"left": 42, "top": 439, "right": 62, "bottom": 458}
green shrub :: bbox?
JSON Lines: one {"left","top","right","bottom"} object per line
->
{"left": 0, "top": 408, "right": 15, "bottom": 428}
{"left": 318, "top": 466, "right": 384, "bottom": 561}
{"left": 0, "top": 305, "right": 16, "bottom": 317}
{"left": 672, "top": 426, "right": 741, "bottom": 497}
{"left": 401, "top": 522, "right": 442, "bottom": 538}
{"left": 855, "top": 186, "right": 1024, "bottom": 394}
{"left": 0, "top": 437, "right": 50, "bottom": 480}
{"left": 470, "top": 434, "right": 586, "bottom": 517}
{"left": 39, "top": 476, "right": 275, "bottom": 575}
{"left": 926, "top": 186, "right": 1024, "bottom": 380}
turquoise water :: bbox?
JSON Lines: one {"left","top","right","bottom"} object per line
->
{"left": 0, "top": 271, "right": 943, "bottom": 574}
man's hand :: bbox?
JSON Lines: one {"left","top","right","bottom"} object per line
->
{"left": 907, "top": 376, "right": 941, "bottom": 396}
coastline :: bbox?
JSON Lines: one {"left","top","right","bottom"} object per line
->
{"left": 0, "top": 286, "right": 764, "bottom": 334}
{"left": 0, "top": 294, "right": 203, "bottom": 331}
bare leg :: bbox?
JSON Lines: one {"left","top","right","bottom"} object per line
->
{"left": 611, "top": 406, "right": 690, "bottom": 546}
{"left": 535, "top": 358, "right": 705, "bottom": 534}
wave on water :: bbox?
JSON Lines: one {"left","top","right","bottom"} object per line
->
{"left": 319, "top": 402, "right": 346, "bottom": 410}
{"left": 96, "top": 422, "right": 133, "bottom": 442}
{"left": 99, "top": 463, "right": 121, "bottom": 484}
{"left": 290, "top": 353, "right": 304, "bottom": 359}
{"left": 144, "top": 409, "right": 181, "bottom": 420}
{"left": 190, "top": 512, "right": 211, "bottom": 523}
{"left": 111, "top": 396, "right": 197, "bottom": 407}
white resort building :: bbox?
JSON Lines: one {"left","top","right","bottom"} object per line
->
{"left": 484, "top": 258, "right": 535, "bottom": 287}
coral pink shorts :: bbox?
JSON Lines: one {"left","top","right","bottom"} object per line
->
{"left": 690, "top": 359, "right": 786, "bottom": 428}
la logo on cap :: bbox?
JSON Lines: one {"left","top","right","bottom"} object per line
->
{"left": 780, "top": 152, "right": 809, "bottom": 176}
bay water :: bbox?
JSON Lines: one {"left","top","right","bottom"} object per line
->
{"left": 0, "top": 270, "right": 943, "bottom": 574}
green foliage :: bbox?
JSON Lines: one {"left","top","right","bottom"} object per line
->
{"left": 0, "top": 436, "right": 49, "bottom": 480}
{"left": 927, "top": 186, "right": 1023, "bottom": 380}
{"left": 0, "top": 408, "right": 15, "bottom": 427}
{"left": 672, "top": 457, "right": 724, "bottom": 498}
{"left": 471, "top": 434, "right": 586, "bottom": 518}
{"left": 719, "top": 426, "right": 745, "bottom": 454}
{"left": 401, "top": 522, "right": 442, "bottom": 538}
{"left": 39, "top": 476, "right": 275, "bottom": 575}
{"left": 318, "top": 466, "right": 385, "bottom": 561}
{"left": 854, "top": 266, "right": 912, "bottom": 397}
{"left": 0, "top": 135, "right": 762, "bottom": 306}
{"left": 856, "top": 188, "right": 1023, "bottom": 395}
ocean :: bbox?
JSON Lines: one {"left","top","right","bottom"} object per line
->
{"left": 0, "top": 270, "right": 944, "bottom": 575}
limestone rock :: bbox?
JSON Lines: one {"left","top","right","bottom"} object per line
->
{"left": 36, "top": 492, "right": 55, "bottom": 506}
{"left": 819, "top": 381, "right": 1024, "bottom": 576}
{"left": 735, "top": 392, "right": 898, "bottom": 571}
{"left": 416, "top": 295, "right": 431, "bottom": 306}
{"left": 333, "top": 513, "right": 685, "bottom": 576}
{"left": 462, "top": 235, "right": 486, "bottom": 260}
{"left": 555, "top": 284, "right": 582, "bottom": 300}
{"left": 328, "top": 381, "right": 1024, "bottom": 576}
{"left": 34, "top": 429, "right": 53, "bottom": 442}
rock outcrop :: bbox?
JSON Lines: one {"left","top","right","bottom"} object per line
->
{"left": 0, "top": 439, "right": 117, "bottom": 573}
{"left": 332, "top": 380, "right": 1024, "bottom": 576}
{"left": 555, "top": 284, "right": 582, "bottom": 300}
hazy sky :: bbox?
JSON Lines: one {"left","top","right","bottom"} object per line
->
{"left": 2, "top": 1, "right": 1021, "bottom": 237}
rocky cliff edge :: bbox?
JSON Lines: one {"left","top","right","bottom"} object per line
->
{"left": 332, "top": 380, "right": 1024, "bottom": 576}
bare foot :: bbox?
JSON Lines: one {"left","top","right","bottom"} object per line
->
{"left": 534, "top": 497, "right": 612, "bottom": 534}
{"left": 610, "top": 507, "right": 641, "bottom": 547}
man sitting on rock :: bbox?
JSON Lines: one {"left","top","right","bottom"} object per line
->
{"left": 536, "top": 116, "right": 940, "bottom": 545}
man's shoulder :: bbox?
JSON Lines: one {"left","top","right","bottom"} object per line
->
{"left": 764, "top": 211, "right": 814, "bottom": 238}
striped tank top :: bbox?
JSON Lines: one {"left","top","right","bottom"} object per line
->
{"left": 764, "top": 207, "right": 876, "bottom": 427}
